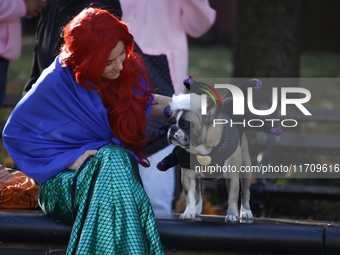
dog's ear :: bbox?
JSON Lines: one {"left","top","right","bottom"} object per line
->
{"left": 202, "top": 96, "right": 223, "bottom": 124}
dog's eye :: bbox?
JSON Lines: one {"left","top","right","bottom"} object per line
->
{"left": 179, "top": 119, "right": 190, "bottom": 129}
{"left": 168, "top": 117, "right": 176, "bottom": 126}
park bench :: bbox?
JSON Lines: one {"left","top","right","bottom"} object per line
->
{"left": 0, "top": 208, "right": 340, "bottom": 255}
{"left": 251, "top": 105, "right": 340, "bottom": 218}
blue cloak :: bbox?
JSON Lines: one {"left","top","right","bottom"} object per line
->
{"left": 2, "top": 57, "right": 152, "bottom": 183}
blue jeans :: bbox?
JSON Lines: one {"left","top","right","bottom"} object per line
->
{"left": 0, "top": 56, "right": 9, "bottom": 108}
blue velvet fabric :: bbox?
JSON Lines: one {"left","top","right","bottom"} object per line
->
{"left": 2, "top": 56, "right": 152, "bottom": 183}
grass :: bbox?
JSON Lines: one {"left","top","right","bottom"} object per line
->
{"left": 7, "top": 41, "right": 35, "bottom": 93}
{"left": 301, "top": 52, "right": 340, "bottom": 78}
{"left": 188, "top": 46, "right": 233, "bottom": 78}
{"left": 189, "top": 46, "right": 340, "bottom": 79}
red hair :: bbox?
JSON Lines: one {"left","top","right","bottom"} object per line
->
{"left": 60, "top": 7, "right": 153, "bottom": 167}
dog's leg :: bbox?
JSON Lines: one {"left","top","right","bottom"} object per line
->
{"left": 225, "top": 177, "right": 240, "bottom": 222}
{"left": 195, "top": 177, "right": 203, "bottom": 216}
{"left": 180, "top": 168, "right": 198, "bottom": 220}
{"left": 240, "top": 177, "right": 253, "bottom": 220}
{"left": 224, "top": 149, "right": 242, "bottom": 222}
{"left": 240, "top": 134, "right": 253, "bottom": 220}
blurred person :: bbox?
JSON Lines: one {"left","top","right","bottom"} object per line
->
{"left": 121, "top": 0, "right": 216, "bottom": 214}
{"left": 0, "top": 0, "right": 43, "bottom": 107}
{"left": 3, "top": 7, "right": 169, "bottom": 254}
{"left": 122, "top": 0, "right": 216, "bottom": 95}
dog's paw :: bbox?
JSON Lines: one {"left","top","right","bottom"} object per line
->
{"left": 195, "top": 206, "right": 202, "bottom": 216}
{"left": 271, "top": 125, "right": 282, "bottom": 136}
{"left": 156, "top": 160, "right": 166, "bottom": 171}
{"left": 180, "top": 211, "right": 196, "bottom": 220}
{"left": 240, "top": 210, "right": 253, "bottom": 221}
{"left": 225, "top": 214, "right": 239, "bottom": 222}
{"left": 225, "top": 206, "right": 239, "bottom": 222}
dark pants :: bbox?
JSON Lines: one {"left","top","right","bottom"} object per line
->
{"left": 0, "top": 56, "right": 9, "bottom": 108}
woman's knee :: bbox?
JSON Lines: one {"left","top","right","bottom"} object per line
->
{"left": 97, "top": 144, "right": 130, "bottom": 160}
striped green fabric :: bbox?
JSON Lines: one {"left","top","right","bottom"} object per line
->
{"left": 39, "top": 144, "right": 164, "bottom": 254}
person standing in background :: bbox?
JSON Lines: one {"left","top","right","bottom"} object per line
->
{"left": 0, "top": 0, "right": 43, "bottom": 108}
{"left": 121, "top": 0, "right": 216, "bottom": 214}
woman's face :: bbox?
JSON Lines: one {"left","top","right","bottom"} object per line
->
{"left": 102, "top": 41, "right": 126, "bottom": 80}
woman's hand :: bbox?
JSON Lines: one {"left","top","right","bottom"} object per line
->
{"left": 24, "top": 0, "right": 45, "bottom": 18}
{"left": 68, "top": 150, "right": 98, "bottom": 170}
{"left": 150, "top": 94, "right": 172, "bottom": 120}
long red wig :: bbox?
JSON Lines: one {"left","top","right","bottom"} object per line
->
{"left": 60, "top": 7, "right": 153, "bottom": 167}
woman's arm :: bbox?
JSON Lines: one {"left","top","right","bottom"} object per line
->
{"left": 0, "top": 0, "right": 26, "bottom": 22}
{"left": 180, "top": 0, "right": 216, "bottom": 38}
{"left": 150, "top": 94, "right": 172, "bottom": 120}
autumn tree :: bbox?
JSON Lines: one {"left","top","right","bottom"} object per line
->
{"left": 233, "top": 0, "right": 306, "bottom": 78}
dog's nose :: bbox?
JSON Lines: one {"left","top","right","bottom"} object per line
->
{"left": 170, "top": 125, "right": 178, "bottom": 132}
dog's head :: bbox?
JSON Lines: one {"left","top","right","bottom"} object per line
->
{"left": 167, "top": 93, "right": 223, "bottom": 153}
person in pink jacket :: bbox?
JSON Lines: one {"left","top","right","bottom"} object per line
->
{"left": 0, "top": 0, "right": 43, "bottom": 107}
{"left": 121, "top": 0, "right": 216, "bottom": 214}
{"left": 122, "top": 0, "right": 216, "bottom": 95}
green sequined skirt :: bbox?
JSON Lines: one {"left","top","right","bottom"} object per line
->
{"left": 39, "top": 144, "right": 164, "bottom": 255}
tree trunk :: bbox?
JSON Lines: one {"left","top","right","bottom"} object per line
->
{"left": 233, "top": 0, "right": 306, "bottom": 78}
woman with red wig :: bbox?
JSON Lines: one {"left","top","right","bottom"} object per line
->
{"left": 3, "top": 7, "right": 169, "bottom": 254}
